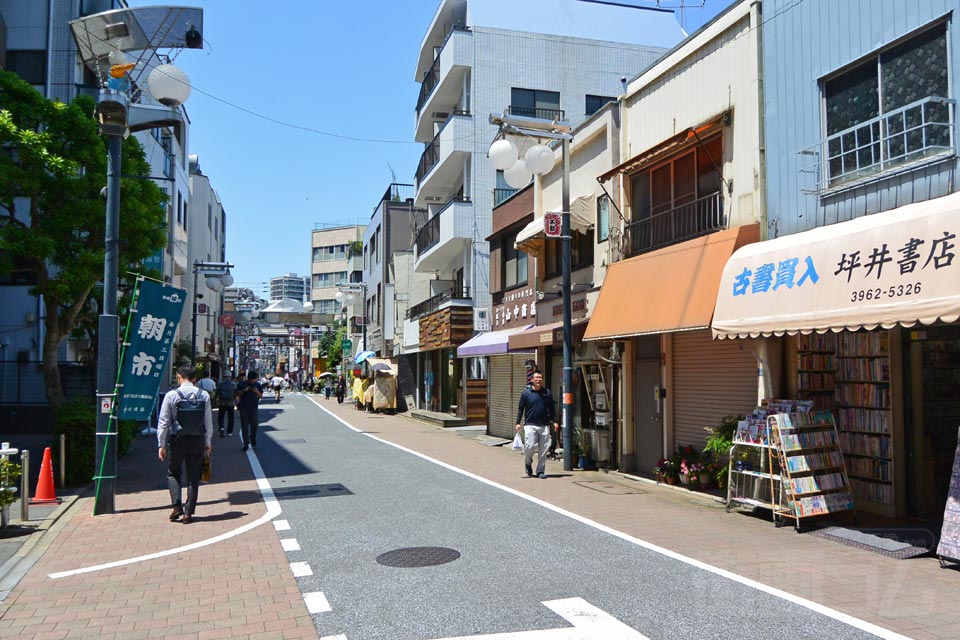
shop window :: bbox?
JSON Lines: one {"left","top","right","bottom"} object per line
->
{"left": 467, "top": 357, "right": 487, "bottom": 380}
{"left": 597, "top": 195, "right": 610, "bottom": 242}
{"left": 627, "top": 134, "right": 723, "bottom": 255}
{"left": 822, "top": 22, "right": 950, "bottom": 187}
{"left": 545, "top": 228, "right": 594, "bottom": 279}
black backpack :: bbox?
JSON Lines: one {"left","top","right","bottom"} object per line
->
{"left": 174, "top": 389, "right": 207, "bottom": 437}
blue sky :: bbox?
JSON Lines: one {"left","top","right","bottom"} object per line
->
{"left": 129, "top": 0, "right": 733, "bottom": 294}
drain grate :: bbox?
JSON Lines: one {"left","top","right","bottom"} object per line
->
{"left": 376, "top": 546, "right": 461, "bottom": 568}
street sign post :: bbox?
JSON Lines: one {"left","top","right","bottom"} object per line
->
{"left": 341, "top": 339, "right": 353, "bottom": 355}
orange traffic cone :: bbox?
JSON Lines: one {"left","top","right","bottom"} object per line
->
{"left": 30, "top": 447, "right": 61, "bottom": 505}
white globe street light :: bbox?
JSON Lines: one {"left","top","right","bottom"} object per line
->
{"left": 147, "top": 63, "right": 191, "bottom": 107}
{"left": 524, "top": 144, "right": 555, "bottom": 176}
{"left": 205, "top": 276, "right": 224, "bottom": 292}
{"left": 489, "top": 138, "right": 519, "bottom": 171}
{"left": 503, "top": 160, "right": 532, "bottom": 189}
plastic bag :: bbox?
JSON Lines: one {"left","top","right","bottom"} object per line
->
{"left": 201, "top": 456, "right": 211, "bottom": 482}
{"left": 512, "top": 432, "right": 523, "bottom": 451}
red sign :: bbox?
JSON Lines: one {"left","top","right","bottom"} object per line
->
{"left": 544, "top": 212, "right": 562, "bottom": 238}
{"left": 197, "top": 302, "right": 208, "bottom": 314}
{"left": 219, "top": 314, "right": 235, "bottom": 328}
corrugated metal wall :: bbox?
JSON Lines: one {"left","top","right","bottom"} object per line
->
{"left": 672, "top": 330, "right": 757, "bottom": 448}
{"left": 487, "top": 354, "right": 530, "bottom": 439}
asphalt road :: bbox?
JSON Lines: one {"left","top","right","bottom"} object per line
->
{"left": 252, "top": 393, "right": 884, "bottom": 640}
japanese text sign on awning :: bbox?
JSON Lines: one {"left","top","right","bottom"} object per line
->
{"left": 713, "top": 192, "right": 960, "bottom": 339}
{"left": 117, "top": 279, "right": 186, "bottom": 419}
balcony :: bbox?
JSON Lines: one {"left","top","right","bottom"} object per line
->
{"left": 506, "top": 105, "right": 565, "bottom": 122}
{"left": 406, "top": 286, "right": 472, "bottom": 321}
{"left": 414, "top": 113, "right": 472, "bottom": 203}
{"left": 494, "top": 188, "right": 518, "bottom": 207}
{"left": 414, "top": 26, "right": 472, "bottom": 142}
{"left": 802, "top": 96, "right": 956, "bottom": 195}
{"left": 414, "top": 197, "right": 473, "bottom": 273}
{"left": 625, "top": 191, "right": 724, "bottom": 257}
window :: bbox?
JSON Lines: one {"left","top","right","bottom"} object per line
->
{"left": 545, "top": 229, "right": 594, "bottom": 279}
{"left": 585, "top": 95, "right": 615, "bottom": 116}
{"left": 628, "top": 135, "right": 724, "bottom": 253}
{"left": 313, "top": 272, "right": 347, "bottom": 288}
{"left": 207, "top": 203, "right": 212, "bottom": 230}
{"left": 597, "top": 196, "right": 610, "bottom": 242}
{"left": 823, "top": 23, "right": 949, "bottom": 186}
{"left": 501, "top": 231, "right": 528, "bottom": 290}
{"left": 177, "top": 193, "right": 182, "bottom": 225}
{"left": 6, "top": 51, "right": 46, "bottom": 85}
{"left": 511, "top": 88, "right": 561, "bottom": 120}
{"left": 467, "top": 357, "right": 487, "bottom": 380}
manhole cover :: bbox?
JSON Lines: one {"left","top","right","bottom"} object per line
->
{"left": 376, "top": 546, "right": 461, "bottom": 568}
{"left": 573, "top": 481, "right": 646, "bottom": 495}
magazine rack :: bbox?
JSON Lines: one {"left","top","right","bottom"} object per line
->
{"left": 768, "top": 411, "right": 855, "bottom": 531}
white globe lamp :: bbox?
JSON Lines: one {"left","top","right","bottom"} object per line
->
{"left": 503, "top": 161, "right": 532, "bottom": 189}
{"left": 335, "top": 291, "right": 344, "bottom": 304}
{"left": 240, "top": 311, "right": 252, "bottom": 321}
{"left": 303, "top": 301, "right": 314, "bottom": 312}
{"left": 220, "top": 273, "right": 234, "bottom": 288}
{"left": 524, "top": 144, "right": 555, "bottom": 176}
{"left": 205, "top": 276, "right": 224, "bottom": 292}
{"left": 489, "top": 138, "right": 519, "bottom": 171}
{"left": 147, "top": 64, "right": 192, "bottom": 107}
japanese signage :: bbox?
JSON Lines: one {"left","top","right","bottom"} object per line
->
{"left": 493, "top": 287, "right": 537, "bottom": 329}
{"left": 544, "top": 212, "right": 562, "bottom": 238}
{"left": 117, "top": 279, "right": 187, "bottom": 419}
{"left": 713, "top": 192, "right": 960, "bottom": 338}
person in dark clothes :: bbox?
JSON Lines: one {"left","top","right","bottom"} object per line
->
{"left": 235, "top": 370, "right": 263, "bottom": 451}
{"left": 335, "top": 375, "right": 346, "bottom": 404}
{"left": 215, "top": 373, "right": 237, "bottom": 437}
{"left": 515, "top": 371, "right": 557, "bottom": 479}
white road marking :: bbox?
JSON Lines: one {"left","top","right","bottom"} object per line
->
{"left": 320, "top": 635, "right": 348, "bottom": 640}
{"left": 274, "top": 519, "right": 291, "bottom": 531}
{"left": 49, "top": 447, "right": 283, "bottom": 580}
{"left": 307, "top": 397, "right": 911, "bottom": 640}
{"left": 433, "top": 597, "right": 648, "bottom": 639}
{"left": 304, "top": 591, "right": 332, "bottom": 614}
{"left": 281, "top": 538, "right": 301, "bottom": 552}
{"left": 290, "top": 561, "right": 313, "bottom": 577}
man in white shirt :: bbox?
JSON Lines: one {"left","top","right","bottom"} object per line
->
{"left": 157, "top": 364, "right": 213, "bottom": 524}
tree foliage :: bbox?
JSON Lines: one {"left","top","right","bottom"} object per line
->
{"left": 0, "top": 70, "right": 168, "bottom": 408}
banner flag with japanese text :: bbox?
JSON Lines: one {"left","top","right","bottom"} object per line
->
{"left": 117, "top": 279, "right": 186, "bottom": 419}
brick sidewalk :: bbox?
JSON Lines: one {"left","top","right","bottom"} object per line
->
{"left": 0, "top": 433, "right": 316, "bottom": 640}
{"left": 317, "top": 399, "right": 960, "bottom": 640}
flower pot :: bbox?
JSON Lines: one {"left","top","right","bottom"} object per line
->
{"left": 665, "top": 475, "right": 678, "bottom": 485}
{"left": 578, "top": 455, "right": 588, "bottom": 470}
{"left": 679, "top": 473, "right": 691, "bottom": 485}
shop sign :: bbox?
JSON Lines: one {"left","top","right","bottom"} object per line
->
{"left": 493, "top": 286, "right": 537, "bottom": 329}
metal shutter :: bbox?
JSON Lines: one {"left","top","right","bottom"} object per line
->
{"left": 487, "top": 354, "right": 532, "bottom": 439}
{"left": 673, "top": 330, "right": 757, "bottom": 449}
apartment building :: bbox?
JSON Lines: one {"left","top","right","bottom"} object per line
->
{"left": 269, "top": 273, "right": 310, "bottom": 303}
{"left": 311, "top": 223, "right": 366, "bottom": 335}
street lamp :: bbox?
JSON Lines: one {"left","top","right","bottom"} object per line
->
{"left": 70, "top": 5, "right": 204, "bottom": 515}
{"left": 192, "top": 261, "right": 234, "bottom": 365}
{"left": 336, "top": 283, "right": 368, "bottom": 354}
{"left": 489, "top": 111, "right": 575, "bottom": 472}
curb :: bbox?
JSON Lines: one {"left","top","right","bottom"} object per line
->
{"left": 0, "top": 493, "right": 87, "bottom": 602}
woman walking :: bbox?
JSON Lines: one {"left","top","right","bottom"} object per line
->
{"left": 335, "top": 375, "right": 346, "bottom": 405}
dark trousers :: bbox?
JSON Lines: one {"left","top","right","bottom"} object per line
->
{"left": 325, "top": 387, "right": 332, "bottom": 399}
{"left": 217, "top": 405, "right": 235, "bottom": 434}
{"left": 336, "top": 388, "right": 344, "bottom": 404}
{"left": 167, "top": 435, "right": 205, "bottom": 515}
{"left": 239, "top": 406, "right": 259, "bottom": 446}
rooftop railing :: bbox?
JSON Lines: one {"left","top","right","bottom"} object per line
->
{"left": 405, "top": 286, "right": 472, "bottom": 320}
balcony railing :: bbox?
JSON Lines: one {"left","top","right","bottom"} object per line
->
{"left": 625, "top": 191, "right": 724, "bottom": 257}
{"left": 414, "top": 196, "right": 471, "bottom": 257}
{"left": 493, "top": 188, "right": 518, "bottom": 207}
{"left": 415, "top": 25, "right": 470, "bottom": 117}
{"left": 416, "top": 140, "right": 440, "bottom": 186}
{"left": 802, "top": 96, "right": 956, "bottom": 194}
{"left": 507, "top": 105, "right": 565, "bottom": 122}
{"left": 406, "top": 286, "right": 472, "bottom": 320}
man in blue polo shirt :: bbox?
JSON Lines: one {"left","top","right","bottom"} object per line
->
{"left": 515, "top": 371, "right": 557, "bottom": 479}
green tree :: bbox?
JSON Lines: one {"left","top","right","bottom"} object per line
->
{"left": 0, "top": 71, "right": 167, "bottom": 409}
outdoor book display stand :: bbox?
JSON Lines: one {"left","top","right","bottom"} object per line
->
{"left": 768, "top": 411, "right": 855, "bottom": 531}
{"left": 726, "top": 400, "right": 797, "bottom": 519}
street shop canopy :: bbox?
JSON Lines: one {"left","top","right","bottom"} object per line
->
{"left": 514, "top": 194, "right": 595, "bottom": 257}
{"left": 457, "top": 324, "right": 533, "bottom": 357}
{"left": 584, "top": 224, "right": 759, "bottom": 341}
{"left": 508, "top": 319, "right": 588, "bottom": 350}
{"left": 712, "top": 192, "right": 960, "bottom": 339}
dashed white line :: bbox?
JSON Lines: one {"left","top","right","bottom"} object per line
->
{"left": 304, "top": 591, "right": 332, "bottom": 614}
{"left": 274, "top": 519, "right": 291, "bottom": 531}
{"left": 281, "top": 538, "right": 301, "bottom": 552}
{"left": 290, "top": 562, "right": 313, "bottom": 577}
{"left": 319, "top": 635, "right": 347, "bottom": 640}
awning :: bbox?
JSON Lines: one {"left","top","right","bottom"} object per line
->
{"left": 598, "top": 113, "right": 726, "bottom": 183}
{"left": 584, "top": 224, "right": 759, "bottom": 341}
{"left": 713, "top": 192, "right": 960, "bottom": 339}
{"left": 514, "top": 194, "right": 595, "bottom": 257}
{"left": 508, "top": 319, "right": 589, "bottom": 350}
{"left": 457, "top": 325, "right": 533, "bottom": 357}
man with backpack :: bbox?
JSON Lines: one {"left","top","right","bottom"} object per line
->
{"left": 215, "top": 373, "right": 237, "bottom": 438}
{"left": 157, "top": 364, "right": 213, "bottom": 524}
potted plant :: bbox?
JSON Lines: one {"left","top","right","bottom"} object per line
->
{"left": 703, "top": 414, "right": 741, "bottom": 492}
{"left": 575, "top": 424, "right": 590, "bottom": 470}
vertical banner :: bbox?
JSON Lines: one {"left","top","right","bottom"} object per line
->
{"left": 117, "top": 279, "right": 186, "bottom": 419}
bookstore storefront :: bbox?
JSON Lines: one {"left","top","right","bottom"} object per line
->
{"left": 713, "top": 193, "right": 960, "bottom": 520}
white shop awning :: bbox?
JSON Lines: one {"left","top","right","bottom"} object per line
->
{"left": 514, "top": 194, "right": 595, "bottom": 256}
{"left": 712, "top": 191, "right": 960, "bottom": 339}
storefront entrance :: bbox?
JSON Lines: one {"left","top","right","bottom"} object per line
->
{"left": 633, "top": 335, "right": 662, "bottom": 475}
{"left": 904, "top": 324, "right": 960, "bottom": 518}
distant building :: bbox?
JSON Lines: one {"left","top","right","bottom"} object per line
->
{"left": 270, "top": 273, "right": 309, "bottom": 302}
{"left": 310, "top": 222, "right": 366, "bottom": 332}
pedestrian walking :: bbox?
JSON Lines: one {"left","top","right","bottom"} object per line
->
{"left": 335, "top": 374, "right": 346, "bottom": 404}
{"left": 157, "top": 364, "right": 213, "bottom": 524}
{"left": 271, "top": 374, "right": 284, "bottom": 402}
{"left": 236, "top": 370, "right": 263, "bottom": 451}
{"left": 515, "top": 371, "right": 557, "bottom": 479}
{"left": 197, "top": 368, "right": 217, "bottom": 395}
{"left": 324, "top": 376, "right": 333, "bottom": 400}
{"left": 215, "top": 372, "right": 237, "bottom": 437}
